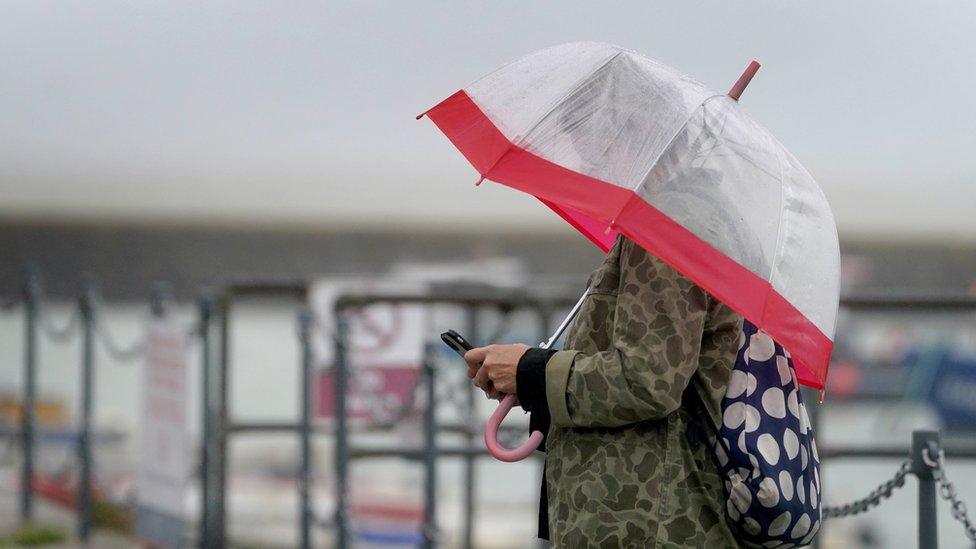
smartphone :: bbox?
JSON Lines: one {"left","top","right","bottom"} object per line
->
{"left": 440, "top": 329, "right": 474, "bottom": 358}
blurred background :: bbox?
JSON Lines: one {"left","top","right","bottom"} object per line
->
{"left": 1, "top": 2, "right": 975, "bottom": 548}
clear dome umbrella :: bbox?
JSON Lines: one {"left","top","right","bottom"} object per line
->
{"left": 419, "top": 42, "right": 840, "bottom": 462}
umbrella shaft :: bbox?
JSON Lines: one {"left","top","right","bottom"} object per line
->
{"left": 539, "top": 290, "right": 588, "bottom": 350}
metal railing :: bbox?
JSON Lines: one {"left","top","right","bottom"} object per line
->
{"left": 330, "top": 289, "right": 579, "bottom": 549}
{"left": 200, "top": 280, "right": 576, "bottom": 549}
{"left": 820, "top": 430, "right": 976, "bottom": 547}
{"left": 4, "top": 268, "right": 976, "bottom": 548}
{"left": 813, "top": 292, "right": 976, "bottom": 548}
{"left": 3, "top": 268, "right": 171, "bottom": 543}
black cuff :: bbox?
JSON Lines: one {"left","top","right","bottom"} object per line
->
{"left": 516, "top": 347, "right": 556, "bottom": 414}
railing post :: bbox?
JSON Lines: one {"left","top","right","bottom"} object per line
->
{"left": 214, "top": 290, "right": 231, "bottom": 548}
{"left": 149, "top": 281, "right": 172, "bottom": 318}
{"left": 334, "top": 313, "right": 350, "bottom": 549}
{"left": 911, "top": 429, "right": 940, "bottom": 549}
{"left": 77, "top": 274, "right": 97, "bottom": 543}
{"left": 421, "top": 343, "right": 438, "bottom": 549}
{"left": 197, "top": 292, "right": 215, "bottom": 548}
{"left": 21, "top": 266, "right": 40, "bottom": 524}
{"left": 298, "top": 308, "right": 314, "bottom": 549}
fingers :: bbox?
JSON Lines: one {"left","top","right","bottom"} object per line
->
{"left": 472, "top": 362, "right": 491, "bottom": 391}
{"left": 464, "top": 345, "right": 490, "bottom": 364}
{"left": 466, "top": 345, "right": 492, "bottom": 389}
{"left": 464, "top": 344, "right": 516, "bottom": 400}
{"left": 486, "top": 362, "right": 501, "bottom": 382}
{"left": 464, "top": 345, "right": 490, "bottom": 380}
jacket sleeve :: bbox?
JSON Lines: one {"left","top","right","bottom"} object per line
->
{"left": 545, "top": 238, "right": 709, "bottom": 428}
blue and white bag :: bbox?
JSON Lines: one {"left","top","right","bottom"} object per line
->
{"left": 687, "top": 320, "right": 822, "bottom": 548}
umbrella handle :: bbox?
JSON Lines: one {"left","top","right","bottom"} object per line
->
{"left": 484, "top": 393, "right": 544, "bottom": 462}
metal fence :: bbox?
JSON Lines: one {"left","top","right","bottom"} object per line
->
{"left": 3, "top": 268, "right": 976, "bottom": 548}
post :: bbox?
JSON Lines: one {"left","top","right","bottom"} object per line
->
{"left": 297, "top": 308, "right": 314, "bottom": 549}
{"left": 334, "top": 313, "right": 350, "bottom": 548}
{"left": 421, "top": 344, "right": 438, "bottom": 549}
{"left": 461, "top": 305, "right": 478, "bottom": 549}
{"left": 214, "top": 291, "right": 231, "bottom": 548}
{"left": 149, "top": 281, "right": 172, "bottom": 318}
{"left": 911, "top": 430, "right": 940, "bottom": 549}
{"left": 77, "top": 275, "right": 97, "bottom": 543}
{"left": 21, "top": 267, "right": 40, "bottom": 523}
{"left": 197, "top": 292, "right": 215, "bottom": 548}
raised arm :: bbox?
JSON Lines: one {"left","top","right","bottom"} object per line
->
{"left": 545, "top": 239, "right": 709, "bottom": 428}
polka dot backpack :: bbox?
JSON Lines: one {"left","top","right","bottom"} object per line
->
{"left": 686, "top": 320, "right": 822, "bottom": 548}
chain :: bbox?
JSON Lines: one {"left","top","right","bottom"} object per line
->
{"left": 185, "top": 320, "right": 203, "bottom": 339}
{"left": 10, "top": 276, "right": 196, "bottom": 358}
{"left": 822, "top": 448, "right": 976, "bottom": 542}
{"left": 96, "top": 321, "right": 148, "bottom": 363}
{"left": 39, "top": 306, "right": 80, "bottom": 344}
{"left": 822, "top": 460, "right": 912, "bottom": 519}
{"left": 0, "top": 296, "right": 18, "bottom": 312}
{"left": 99, "top": 316, "right": 204, "bottom": 363}
{"left": 924, "top": 447, "right": 976, "bottom": 542}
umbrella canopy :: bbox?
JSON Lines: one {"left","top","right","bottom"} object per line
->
{"left": 421, "top": 42, "right": 839, "bottom": 390}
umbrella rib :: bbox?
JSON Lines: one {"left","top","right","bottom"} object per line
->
{"left": 692, "top": 100, "right": 734, "bottom": 167}
{"left": 604, "top": 94, "right": 725, "bottom": 227}
{"left": 590, "top": 103, "right": 649, "bottom": 173}
{"left": 510, "top": 50, "right": 625, "bottom": 150}
{"left": 478, "top": 50, "right": 625, "bottom": 183}
{"left": 766, "top": 132, "right": 790, "bottom": 287}
{"left": 628, "top": 94, "right": 725, "bottom": 195}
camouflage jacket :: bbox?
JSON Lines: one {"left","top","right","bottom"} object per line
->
{"left": 543, "top": 235, "right": 743, "bottom": 548}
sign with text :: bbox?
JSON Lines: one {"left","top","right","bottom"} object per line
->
{"left": 134, "top": 319, "right": 188, "bottom": 548}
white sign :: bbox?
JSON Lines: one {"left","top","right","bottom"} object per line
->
{"left": 311, "top": 278, "right": 427, "bottom": 425}
{"left": 135, "top": 318, "right": 188, "bottom": 547}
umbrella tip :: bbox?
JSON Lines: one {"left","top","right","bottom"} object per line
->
{"left": 475, "top": 176, "right": 485, "bottom": 186}
{"left": 728, "top": 60, "right": 761, "bottom": 101}
{"left": 416, "top": 104, "right": 436, "bottom": 120}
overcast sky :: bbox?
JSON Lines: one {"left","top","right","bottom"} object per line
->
{"left": 2, "top": 2, "right": 974, "bottom": 241}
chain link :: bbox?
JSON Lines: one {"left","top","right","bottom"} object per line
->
{"left": 11, "top": 276, "right": 196, "bottom": 358}
{"left": 822, "top": 448, "right": 976, "bottom": 543}
{"left": 185, "top": 320, "right": 203, "bottom": 339}
{"left": 822, "top": 460, "right": 911, "bottom": 519}
{"left": 39, "top": 306, "right": 80, "bottom": 344}
{"left": 0, "top": 296, "right": 18, "bottom": 312}
{"left": 924, "top": 448, "right": 976, "bottom": 542}
{"left": 96, "top": 321, "right": 148, "bottom": 363}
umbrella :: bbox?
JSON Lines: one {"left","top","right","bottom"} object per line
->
{"left": 419, "top": 42, "right": 840, "bottom": 462}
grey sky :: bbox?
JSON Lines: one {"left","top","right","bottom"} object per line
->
{"left": 2, "top": 1, "right": 974, "bottom": 241}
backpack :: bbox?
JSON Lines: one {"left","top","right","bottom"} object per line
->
{"left": 685, "top": 320, "right": 822, "bottom": 548}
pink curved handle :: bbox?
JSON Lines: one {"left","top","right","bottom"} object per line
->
{"left": 484, "top": 394, "right": 544, "bottom": 462}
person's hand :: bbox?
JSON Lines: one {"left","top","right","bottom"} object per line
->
{"left": 464, "top": 343, "right": 530, "bottom": 397}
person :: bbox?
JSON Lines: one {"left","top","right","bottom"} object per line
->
{"left": 465, "top": 234, "right": 743, "bottom": 547}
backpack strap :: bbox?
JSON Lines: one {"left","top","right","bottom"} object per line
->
{"left": 681, "top": 382, "right": 732, "bottom": 457}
